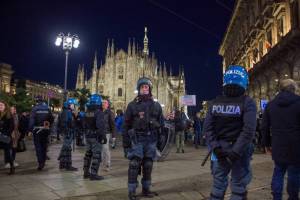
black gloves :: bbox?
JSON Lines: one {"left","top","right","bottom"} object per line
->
{"left": 213, "top": 147, "right": 241, "bottom": 165}
{"left": 213, "top": 147, "right": 228, "bottom": 160}
{"left": 98, "top": 135, "right": 107, "bottom": 144}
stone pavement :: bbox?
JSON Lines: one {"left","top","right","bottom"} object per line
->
{"left": 0, "top": 138, "right": 282, "bottom": 200}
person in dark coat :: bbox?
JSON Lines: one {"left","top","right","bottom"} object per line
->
{"left": 174, "top": 108, "right": 187, "bottom": 153}
{"left": 0, "top": 99, "right": 15, "bottom": 174}
{"left": 193, "top": 112, "right": 202, "bottom": 149}
{"left": 261, "top": 79, "right": 300, "bottom": 200}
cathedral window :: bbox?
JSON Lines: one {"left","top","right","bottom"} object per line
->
{"left": 118, "top": 66, "right": 124, "bottom": 79}
{"left": 118, "top": 88, "right": 122, "bottom": 97}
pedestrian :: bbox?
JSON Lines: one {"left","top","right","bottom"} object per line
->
{"left": 115, "top": 110, "right": 124, "bottom": 135}
{"left": 261, "top": 79, "right": 300, "bottom": 200}
{"left": 203, "top": 65, "right": 256, "bottom": 200}
{"left": 123, "top": 77, "right": 164, "bottom": 200}
{"left": 6, "top": 106, "right": 20, "bottom": 167}
{"left": 82, "top": 94, "right": 106, "bottom": 180}
{"left": 18, "top": 111, "right": 29, "bottom": 152}
{"left": 57, "top": 98, "right": 78, "bottom": 171}
{"left": 193, "top": 112, "right": 202, "bottom": 149}
{"left": 28, "top": 96, "right": 54, "bottom": 170}
{"left": 0, "top": 98, "right": 15, "bottom": 174}
{"left": 101, "top": 98, "right": 116, "bottom": 171}
{"left": 174, "top": 108, "right": 187, "bottom": 153}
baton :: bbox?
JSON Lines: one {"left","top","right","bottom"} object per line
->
{"left": 201, "top": 150, "right": 212, "bottom": 167}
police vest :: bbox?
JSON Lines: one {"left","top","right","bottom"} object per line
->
{"left": 131, "top": 100, "right": 161, "bottom": 132}
{"left": 84, "top": 110, "right": 97, "bottom": 130}
{"left": 34, "top": 104, "right": 51, "bottom": 126}
{"left": 211, "top": 95, "right": 246, "bottom": 142}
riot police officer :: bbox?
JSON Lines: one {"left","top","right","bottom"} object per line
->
{"left": 57, "top": 98, "right": 78, "bottom": 171}
{"left": 203, "top": 65, "right": 257, "bottom": 200}
{"left": 29, "top": 96, "right": 54, "bottom": 170}
{"left": 82, "top": 94, "right": 106, "bottom": 180}
{"left": 123, "top": 77, "right": 164, "bottom": 200}
{"left": 76, "top": 111, "right": 85, "bottom": 146}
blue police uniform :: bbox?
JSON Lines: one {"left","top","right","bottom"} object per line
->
{"left": 76, "top": 111, "right": 85, "bottom": 146}
{"left": 58, "top": 105, "right": 77, "bottom": 170}
{"left": 123, "top": 77, "right": 164, "bottom": 200}
{"left": 82, "top": 104, "right": 106, "bottom": 180}
{"left": 203, "top": 66, "right": 257, "bottom": 200}
{"left": 29, "top": 102, "right": 53, "bottom": 170}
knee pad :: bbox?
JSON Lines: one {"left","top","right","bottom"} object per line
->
{"left": 128, "top": 157, "right": 141, "bottom": 184}
{"left": 142, "top": 158, "right": 153, "bottom": 180}
{"left": 129, "top": 157, "right": 141, "bottom": 170}
{"left": 93, "top": 152, "right": 102, "bottom": 162}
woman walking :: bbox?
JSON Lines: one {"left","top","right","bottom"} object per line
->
{"left": 0, "top": 99, "right": 15, "bottom": 174}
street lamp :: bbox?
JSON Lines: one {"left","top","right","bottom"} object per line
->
{"left": 55, "top": 32, "right": 80, "bottom": 100}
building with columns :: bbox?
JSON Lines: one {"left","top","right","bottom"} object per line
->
{"left": 75, "top": 28, "right": 186, "bottom": 113}
{"left": 219, "top": 0, "right": 300, "bottom": 107}
{"left": 0, "top": 63, "right": 14, "bottom": 93}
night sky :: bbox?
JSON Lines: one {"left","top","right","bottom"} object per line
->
{"left": 0, "top": 0, "right": 235, "bottom": 112}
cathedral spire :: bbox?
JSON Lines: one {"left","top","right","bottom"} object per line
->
{"left": 111, "top": 39, "right": 115, "bottom": 57}
{"left": 128, "top": 38, "right": 132, "bottom": 57}
{"left": 93, "top": 51, "right": 97, "bottom": 70}
{"left": 163, "top": 62, "right": 167, "bottom": 78}
{"left": 132, "top": 38, "right": 136, "bottom": 56}
{"left": 143, "top": 27, "right": 149, "bottom": 56}
{"left": 106, "top": 39, "right": 110, "bottom": 57}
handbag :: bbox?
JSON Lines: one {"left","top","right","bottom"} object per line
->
{"left": 17, "top": 138, "right": 26, "bottom": 152}
{"left": 0, "top": 132, "right": 11, "bottom": 144}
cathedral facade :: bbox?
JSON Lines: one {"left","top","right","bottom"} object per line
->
{"left": 75, "top": 28, "right": 186, "bottom": 113}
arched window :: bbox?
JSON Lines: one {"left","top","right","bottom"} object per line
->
{"left": 118, "top": 66, "right": 124, "bottom": 79}
{"left": 118, "top": 88, "right": 122, "bottom": 96}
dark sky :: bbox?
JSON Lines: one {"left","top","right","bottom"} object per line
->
{"left": 0, "top": 0, "right": 235, "bottom": 112}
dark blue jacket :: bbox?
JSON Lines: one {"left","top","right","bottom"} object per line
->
{"left": 261, "top": 91, "right": 300, "bottom": 165}
{"left": 193, "top": 116, "right": 202, "bottom": 133}
{"left": 29, "top": 103, "right": 53, "bottom": 131}
{"left": 203, "top": 95, "right": 256, "bottom": 156}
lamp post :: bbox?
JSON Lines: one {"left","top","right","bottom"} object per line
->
{"left": 55, "top": 33, "right": 80, "bottom": 100}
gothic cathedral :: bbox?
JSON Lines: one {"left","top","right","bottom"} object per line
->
{"left": 75, "top": 28, "right": 186, "bottom": 113}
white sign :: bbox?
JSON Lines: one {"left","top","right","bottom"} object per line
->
{"left": 260, "top": 99, "right": 268, "bottom": 110}
{"left": 180, "top": 95, "right": 196, "bottom": 106}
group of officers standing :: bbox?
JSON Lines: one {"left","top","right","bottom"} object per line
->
{"left": 28, "top": 77, "right": 163, "bottom": 199}
{"left": 3, "top": 64, "right": 299, "bottom": 200}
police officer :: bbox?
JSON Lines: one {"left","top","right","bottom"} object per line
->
{"left": 123, "top": 77, "right": 164, "bottom": 200}
{"left": 76, "top": 111, "right": 85, "bottom": 146}
{"left": 82, "top": 94, "right": 106, "bottom": 180}
{"left": 29, "top": 96, "right": 54, "bottom": 170}
{"left": 203, "top": 65, "right": 257, "bottom": 200}
{"left": 58, "top": 98, "right": 78, "bottom": 171}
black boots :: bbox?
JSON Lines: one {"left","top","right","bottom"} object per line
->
{"left": 83, "top": 171, "right": 90, "bottom": 179}
{"left": 142, "top": 188, "right": 158, "bottom": 197}
{"left": 37, "top": 162, "right": 45, "bottom": 171}
{"left": 65, "top": 166, "right": 78, "bottom": 171}
{"left": 90, "top": 174, "right": 104, "bottom": 181}
{"left": 128, "top": 192, "right": 137, "bottom": 200}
